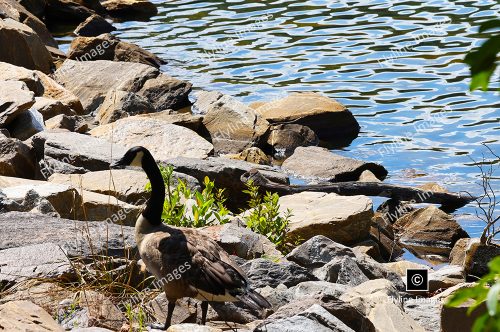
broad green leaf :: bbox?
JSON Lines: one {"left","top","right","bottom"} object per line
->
{"left": 471, "top": 313, "right": 489, "bottom": 332}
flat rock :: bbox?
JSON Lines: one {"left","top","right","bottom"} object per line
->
{"left": 53, "top": 59, "right": 158, "bottom": 113}
{"left": 101, "top": 0, "right": 157, "bottom": 18}
{"left": 281, "top": 146, "right": 388, "bottom": 182}
{"left": 68, "top": 33, "right": 165, "bottom": 69}
{"left": 240, "top": 258, "right": 316, "bottom": 288}
{"left": 0, "top": 300, "right": 63, "bottom": 331}
{"left": 278, "top": 191, "right": 373, "bottom": 244}
{"left": 0, "top": 136, "right": 38, "bottom": 178}
{"left": 30, "top": 131, "right": 128, "bottom": 177}
{"left": 96, "top": 89, "right": 154, "bottom": 124}
{"left": 0, "top": 18, "right": 53, "bottom": 73}
{"left": 0, "top": 243, "right": 75, "bottom": 284}
{"left": 0, "top": 61, "right": 44, "bottom": 94}
{"left": 74, "top": 14, "right": 115, "bottom": 36}
{"left": 0, "top": 211, "right": 136, "bottom": 257}
{"left": 137, "top": 73, "right": 192, "bottom": 111}
{"left": 90, "top": 117, "right": 214, "bottom": 159}
{"left": 195, "top": 90, "right": 269, "bottom": 154}
{"left": 252, "top": 92, "right": 360, "bottom": 142}
{"left": 0, "top": 80, "right": 35, "bottom": 127}
{"left": 394, "top": 206, "right": 469, "bottom": 259}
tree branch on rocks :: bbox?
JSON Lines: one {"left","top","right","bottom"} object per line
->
{"left": 241, "top": 169, "right": 476, "bottom": 209}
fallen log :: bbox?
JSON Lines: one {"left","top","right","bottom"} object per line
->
{"left": 241, "top": 169, "right": 475, "bottom": 210}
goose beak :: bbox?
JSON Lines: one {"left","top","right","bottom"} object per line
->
{"left": 110, "top": 159, "right": 126, "bottom": 169}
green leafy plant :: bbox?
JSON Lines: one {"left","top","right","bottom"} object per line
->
{"left": 242, "top": 180, "right": 293, "bottom": 253}
{"left": 446, "top": 256, "right": 500, "bottom": 332}
{"left": 124, "top": 303, "right": 146, "bottom": 332}
{"left": 464, "top": 19, "right": 500, "bottom": 92}
{"left": 145, "top": 164, "right": 229, "bottom": 227}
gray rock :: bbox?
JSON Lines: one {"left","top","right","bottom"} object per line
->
{"left": 74, "top": 14, "right": 116, "bottom": 37}
{"left": 195, "top": 91, "right": 269, "bottom": 154}
{"left": 263, "top": 123, "right": 318, "bottom": 159}
{"left": 0, "top": 80, "right": 35, "bottom": 127}
{"left": 0, "top": 242, "right": 75, "bottom": 285}
{"left": 282, "top": 146, "right": 388, "bottom": 182}
{"left": 404, "top": 298, "right": 441, "bottom": 332}
{"left": 286, "top": 235, "right": 356, "bottom": 269}
{"left": 241, "top": 258, "right": 316, "bottom": 288}
{"left": 290, "top": 281, "right": 348, "bottom": 300}
{"left": 353, "top": 253, "right": 406, "bottom": 291}
{"left": 138, "top": 73, "right": 191, "bottom": 111}
{"left": 7, "top": 108, "right": 44, "bottom": 140}
{"left": 54, "top": 59, "right": 158, "bottom": 113}
{"left": 96, "top": 89, "right": 154, "bottom": 124}
{"left": 29, "top": 131, "right": 128, "bottom": 177}
{"left": 313, "top": 256, "right": 370, "bottom": 286}
{"left": 0, "top": 211, "right": 136, "bottom": 258}
{"left": 0, "top": 136, "right": 38, "bottom": 178}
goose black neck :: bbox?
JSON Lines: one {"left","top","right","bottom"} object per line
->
{"left": 141, "top": 152, "right": 165, "bottom": 226}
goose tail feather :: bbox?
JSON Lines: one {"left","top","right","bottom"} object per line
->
{"left": 236, "top": 288, "right": 272, "bottom": 312}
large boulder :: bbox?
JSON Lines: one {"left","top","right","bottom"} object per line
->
{"left": 53, "top": 59, "right": 158, "bottom": 113}
{"left": 45, "top": 0, "right": 95, "bottom": 23}
{"left": 195, "top": 91, "right": 269, "bottom": 154}
{"left": 0, "top": 18, "right": 53, "bottom": 73}
{"left": 0, "top": 300, "right": 63, "bottom": 331}
{"left": 278, "top": 191, "right": 373, "bottom": 244}
{"left": 101, "top": 0, "right": 157, "bottom": 18}
{"left": 67, "top": 33, "right": 165, "bottom": 68}
{"left": 252, "top": 92, "right": 360, "bottom": 142}
{"left": 96, "top": 89, "right": 154, "bottom": 124}
{"left": 282, "top": 146, "right": 388, "bottom": 182}
{"left": 263, "top": 123, "right": 318, "bottom": 159}
{"left": 0, "top": 136, "right": 38, "bottom": 178}
{"left": 0, "top": 211, "right": 136, "bottom": 257}
{"left": 137, "top": 73, "right": 192, "bottom": 111}
{"left": 0, "top": 61, "right": 44, "bottom": 94}
{"left": 29, "top": 131, "right": 128, "bottom": 177}
{"left": 90, "top": 117, "right": 214, "bottom": 159}
{"left": 74, "top": 14, "right": 115, "bottom": 36}
{"left": 394, "top": 206, "right": 469, "bottom": 259}
{"left": 0, "top": 80, "right": 35, "bottom": 127}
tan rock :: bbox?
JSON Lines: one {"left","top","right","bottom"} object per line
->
{"left": 35, "top": 70, "right": 85, "bottom": 114}
{"left": 138, "top": 110, "right": 204, "bottom": 133}
{"left": 76, "top": 290, "right": 126, "bottom": 330}
{"left": 0, "top": 300, "right": 63, "bottom": 331}
{"left": 77, "top": 190, "right": 141, "bottom": 225}
{"left": 33, "top": 96, "right": 77, "bottom": 120}
{"left": 0, "top": 80, "right": 35, "bottom": 126}
{"left": 137, "top": 73, "right": 192, "bottom": 111}
{"left": 45, "top": 114, "right": 88, "bottom": 133}
{"left": 0, "top": 61, "right": 44, "bottom": 94}
{"left": 96, "top": 89, "right": 154, "bottom": 124}
{"left": 0, "top": 137, "right": 38, "bottom": 178}
{"left": 279, "top": 191, "right": 373, "bottom": 244}
{"left": 101, "top": 0, "right": 157, "bottom": 17}
{"left": 449, "top": 238, "right": 500, "bottom": 277}
{"left": 90, "top": 117, "right": 214, "bottom": 160}
{"left": 358, "top": 169, "right": 381, "bottom": 182}
{"left": 264, "top": 123, "right": 318, "bottom": 159}
{"left": 225, "top": 147, "right": 271, "bottom": 165}
{"left": 368, "top": 302, "right": 425, "bottom": 332}
{"left": 383, "top": 260, "right": 430, "bottom": 277}
{"left": 417, "top": 182, "right": 447, "bottom": 193}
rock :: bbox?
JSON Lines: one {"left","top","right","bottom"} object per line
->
{"left": 78, "top": 190, "right": 141, "bottom": 226}
{"left": 16, "top": 0, "right": 47, "bottom": 18}
{"left": 46, "top": 0, "right": 94, "bottom": 23}
{"left": 282, "top": 146, "right": 388, "bottom": 182}
{"left": 286, "top": 235, "right": 356, "bottom": 269}
{"left": 278, "top": 191, "right": 373, "bottom": 244}
{"left": 200, "top": 222, "right": 282, "bottom": 260}
{"left": 394, "top": 206, "right": 469, "bottom": 259}
{"left": 352, "top": 253, "right": 406, "bottom": 291}
{"left": 0, "top": 211, "right": 136, "bottom": 257}
{"left": 383, "top": 260, "right": 430, "bottom": 277}
{"left": 45, "top": 114, "right": 88, "bottom": 133}
{"left": 370, "top": 212, "right": 404, "bottom": 261}
{"left": 256, "top": 284, "right": 292, "bottom": 310}
{"left": 352, "top": 239, "right": 383, "bottom": 262}
{"left": 440, "top": 290, "right": 487, "bottom": 332}
{"left": 225, "top": 147, "right": 271, "bottom": 165}
{"left": 101, "top": 0, "right": 157, "bottom": 18}
{"left": 404, "top": 298, "right": 441, "bottom": 332}
{"left": 90, "top": 117, "right": 214, "bottom": 159}
{"left": 0, "top": 243, "right": 75, "bottom": 285}
{"left": 195, "top": 91, "right": 269, "bottom": 154}
{"left": 0, "top": 18, "right": 53, "bottom": 73}
{"left": 0, "top": 61, "right": 44, "bottom": 94}
{"left": 208, "top": 300, "right": 260, "bottom": 324}
{"left": 74, "top": 14, "right": 115, "bottom": 36}
{"left": 74, "top": 0, "right": 106, "bottom": 13}
{"left": 0, "top": 80, "right": 35, "bottom": 127}
{"left": 358, "top": 170, "right": 381, "bottom": 182}
{"left": 450, "top": 238, "right": 500, "bottom": 277}
{"left": 0, "top": 300, "right": 63, "bottom": 331}
{"left": 0, "top": 136, "right": 38, "bottom": 178}
{"left": 68, "top": 33, "right": 165, "bottom": 69}
{"left": 427, "top": 265, "right": 464, "bottom": 293}
{"left": 417, "top": 182, "right": 448, "bottom": 193}
{"left": 146, "top": 294, "right": 198, "bottom": 327}
{"left": 54, "top": 59, "right": 158, "bottom": 113}
{"left": 32, "top": 96, "right": 77, "bottom": 120}
{"left": 96, "top": 89, "right": 154, "bottom": 124}
{"left": 240, "top": 258, "right": 316, "bottom": 288}
{"left": 255, "top": 304, "right": 355, "bottom": 332}
{"left": 263, "top": 123, "right": 318, "bottom": 159}
{"left": 167, "top": 324, "right": 222, "bottom": 332}
{"left": 313, "top": 256, "right": 370, "bottom": 286}
{"left": 6, "top": 108, "right": 44, "bottom": 140}
{"left": 291, "top": 281, "right": 348, "bottom": 300}
{"left": 165, "top": 156, "right": 288, "bottom": 210}
{"left": 35, "top": 70, "right": 84, "bottom": 114}
{"left": 252, "top": 92, "right": 360, "bottom": 142}
{"left": 29, "top": 131, "right": 128, "bottom": 177}
{"left": 138, "top": 111, "right": 203, "bottom": 134}
{"left": 0, "top": 0, "right": 58, "bottom": 47}
{"left": 340, "top": 279, "right": 425, "bottom": 332}
{"left": 137, "top": 73, "right": 191, "bottom": 111}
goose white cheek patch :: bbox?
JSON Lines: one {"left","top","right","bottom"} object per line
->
{"left": 130, "top": 151, "right": 144, "bottom": 167}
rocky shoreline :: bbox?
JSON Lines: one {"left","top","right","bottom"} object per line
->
{"left": 0, "top": 0, "right": 498, "bottom": 331}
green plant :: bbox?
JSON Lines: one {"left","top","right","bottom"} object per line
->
{"left": 124, "top": 303, "right": 146, "bottom": 332}
{"left": 464, "top": 19, "right": 500, "bottom": 92}
{"left": 446, "top": 256, "right": 500, "bottom": 332}
{"left": 242, "top": 180, "right": 292, "bottom": 253}
{"left": 145, "top": 164, "right": 230, "bottom": 227}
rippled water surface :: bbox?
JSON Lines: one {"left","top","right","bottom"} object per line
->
{"left": 63, "top": 0, "right": 500, "bottom": 241}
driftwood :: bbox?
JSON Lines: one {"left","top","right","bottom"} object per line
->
{"left": 241, "top": 169, "right": 475, "bottom": 210}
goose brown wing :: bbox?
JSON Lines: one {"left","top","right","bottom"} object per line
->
{"left": 156, "top": 228, "right": 248, "bottom": 297}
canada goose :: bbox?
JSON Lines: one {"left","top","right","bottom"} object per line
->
{"left": 111, "top": 146, "right": 271, "bottom": 329}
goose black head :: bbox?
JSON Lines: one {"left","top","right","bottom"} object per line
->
{"left": 111, "top": 146, "right": 149, "bottom": 169}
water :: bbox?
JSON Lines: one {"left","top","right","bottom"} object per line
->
{"left": 58, "top": 0, "right": 499, "bottom": 242}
